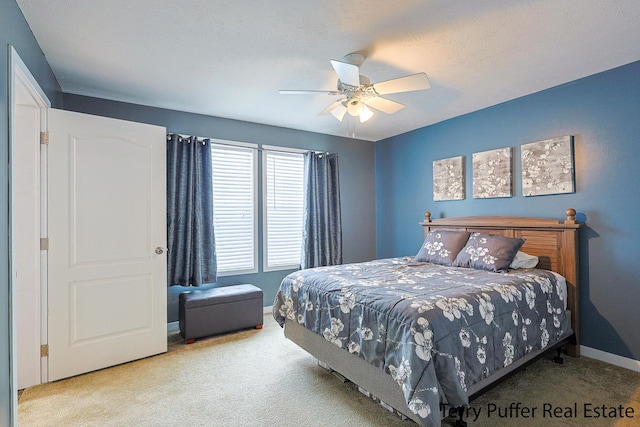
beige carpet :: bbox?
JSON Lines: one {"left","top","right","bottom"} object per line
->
{"left": 19, "top": 314, "right": 640, "bottom": 426}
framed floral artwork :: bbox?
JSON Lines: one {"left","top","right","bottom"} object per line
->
{"left": 472, "top": 147, "right": 513, "bottom": 198}
{"left": 521, "top": 136, "right": 575, "bottom": 196}
{"left": 433, "top": 156, "right": 465, "bottom": 201}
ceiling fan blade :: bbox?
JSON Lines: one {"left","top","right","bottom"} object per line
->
{"left": 330, "top": 60, "right": 361, "bottom": 87}
{"left": 365, "top": 97, "right": 405, "bottom": 114}
{"left": 372, "top": 73, "right": 431, "bottom": 95}
{"left": 279, "top": 90, "right": 342, "bottom": 95}
{"left": 330, "top": 104, "right": 347, "bottom": 122}
{"left": 319, "top": 100, "right": 345, "bottom": 115}
{"left": 318, "top": 100, "right": 347, "bottom": 121}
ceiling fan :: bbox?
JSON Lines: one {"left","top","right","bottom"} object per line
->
{"left": 279, "top": 53, "right": 431, "bottom": 123}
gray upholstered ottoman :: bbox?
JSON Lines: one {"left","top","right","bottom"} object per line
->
{"left": 179, "top": 284, "right": 263, "bottom": 343}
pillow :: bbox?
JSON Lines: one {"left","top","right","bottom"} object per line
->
{"left": 415, "top": 230, "right": 470, "bottom": 265}
{"left": 453, "top": 233, "right": 524, "bottom": 272}
{"left": 509, "top": 251, "right": 539, "bottom": 269}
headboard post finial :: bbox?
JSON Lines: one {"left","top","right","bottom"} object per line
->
{"left": 425, "top": 211, "right": 432, "bottom": 223}
{"left": 564, "top": 208, "right": 577, "bottom": 224}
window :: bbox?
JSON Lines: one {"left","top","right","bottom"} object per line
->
{"left": 210, "top": 141, "right": 305, "bottom": 275}
{"left": 210, "top": 142, "right": 257, "bottom": 275}
{"left": 263, "top": 149, "right": 305, "bottom": 271}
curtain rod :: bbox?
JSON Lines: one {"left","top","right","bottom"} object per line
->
{"left": 167, "top": 133, "right": 331, "bottom": 154}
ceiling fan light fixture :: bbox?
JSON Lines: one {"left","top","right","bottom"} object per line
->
{"left": 347, "top": 98, "right": 364, "bottom": 117}
{"left": 359, "top": 105, "right": 374, "bottom": 123}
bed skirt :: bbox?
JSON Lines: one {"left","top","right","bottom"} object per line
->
{"left": 284, "top": 313, "right": 572, "bottom": 425}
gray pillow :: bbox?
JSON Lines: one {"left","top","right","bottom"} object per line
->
{"left": 454, "top": 233, "right": 525, "bottom": 272}
{"left": 415, "top": 230, "right": 470, "bottom": 265}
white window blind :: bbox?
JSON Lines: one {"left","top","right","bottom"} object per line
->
{"left": 211, "top": 143, "right": 257, "bottom": 274}
{"left": 264, "top": 150, "right": 304, "bottom": 271}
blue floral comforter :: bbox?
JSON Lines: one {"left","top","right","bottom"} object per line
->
{"left": 273, "top": 257, "right": 572, "bottom": 427}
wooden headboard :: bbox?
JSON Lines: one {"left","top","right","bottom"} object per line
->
{"left": 420, "top": 208, "right": 581, "bottom": 357}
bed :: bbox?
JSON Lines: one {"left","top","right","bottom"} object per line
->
{"left": 273, "top": 209, "right": 580, "bottom": 427}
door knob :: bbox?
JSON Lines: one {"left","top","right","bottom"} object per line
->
{"left": 155, "top": 247, "right": 165, "bottom": 255}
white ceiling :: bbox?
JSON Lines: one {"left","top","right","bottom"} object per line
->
{"left": 16, "top": 0, "right": 640, "bottom": 142}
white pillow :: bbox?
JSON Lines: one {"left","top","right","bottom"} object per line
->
{"left": 509, "top": 251, "right": 539, "bottom": 269}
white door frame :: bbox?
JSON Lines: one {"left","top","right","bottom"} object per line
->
{"left": 8, "top": 45, "right": 51, "bottom": 424}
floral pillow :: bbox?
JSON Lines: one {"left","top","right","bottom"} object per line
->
{"left": 415, "top": 230, "right": 470, "bottom": 265}
{"left": 453, "top": 233, "right": 525, "bottom": 272}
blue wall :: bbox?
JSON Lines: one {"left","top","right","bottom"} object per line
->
{"left": 63, "top": 94, "right": 377, "bottom": 322}
{"left": 1, "top": 0, "right": 62, "bottom": 423}
{"left": 375, "top": 60, "right": 640, "bottom": 361}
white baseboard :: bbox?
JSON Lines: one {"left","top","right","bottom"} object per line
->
{"left": 263, "top": 305, "right": 273, "bottom": 314}
{"left": 167, "top": 321, "right": 179, "bottom": 333}
{"left": 580, "top": 345, "right": 640, "bottom": 373}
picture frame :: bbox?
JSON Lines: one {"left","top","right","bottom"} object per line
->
{"left": 433, "top": 156, "right": 465, "bottom": 201}
{"left": 472, "top": 147, "right": 513, "bottom": 198}
{"left": 521, "top": 135, "right": 575, "bottom": 196}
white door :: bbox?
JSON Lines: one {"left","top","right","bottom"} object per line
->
{"left": 47, "top": 109, "right": 167, "bottom": 381}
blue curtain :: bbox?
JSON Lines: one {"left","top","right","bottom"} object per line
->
{"left": 301, "top": 152, "right": 342, "bottom": 269}
{"left": 166, "top": 134, "right": 217, "bottom": 286}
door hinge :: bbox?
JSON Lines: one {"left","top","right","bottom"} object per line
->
{"left": 40, "top": 131, "right": 49, "bottom": 145}
{"left": 41, "top": 344, "right": 49, "bottom": 357}
{"left": 40, "top": 237, "right": 49, "bottom": 251}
